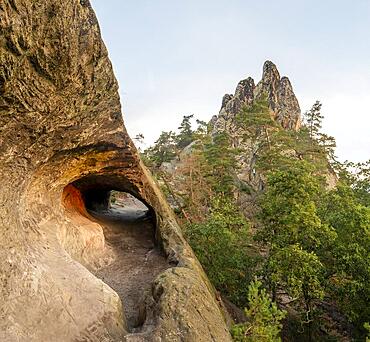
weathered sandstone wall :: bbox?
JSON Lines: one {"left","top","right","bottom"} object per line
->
{"left": 0, "top": 1, "right": 231, "bottom": 341}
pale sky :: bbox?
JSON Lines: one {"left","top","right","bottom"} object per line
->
{"left": 90, "top": 0, "right": 369, "bottom": 162}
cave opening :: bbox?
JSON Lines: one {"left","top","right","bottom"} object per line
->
{"left": 83, "top": 187, "right": 152, "bottom": 223}
{"left": 62, "top": 174, "right": 168, "bottom": 330}
{"left": 68, "top": 174, "right": 154, "bottom": 223}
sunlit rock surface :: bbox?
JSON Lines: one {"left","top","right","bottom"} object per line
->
{"left": 0, "top": 1, "right": 231, "bottom": 341}
{"left": 212, "top": 60, "right": 301, "bottom": 133}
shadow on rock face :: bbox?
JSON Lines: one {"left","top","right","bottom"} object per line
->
{"left": 0, "top": 0, "right": 232, "bottom": 341}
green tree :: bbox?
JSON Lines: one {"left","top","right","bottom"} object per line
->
{"left": 176, "top": 114, "right": 195, "bottom": 148}
{"left": 184, "top": 196, "right": 253, "bottom": 306}
{"left": 318, "top": 184, "right": 370, "bottom": 336}
{"left": 203, "top": 132, "right": 238, "bottom": 195}
{"left": 144, "top": 130, "right": 177, "bottom": 167}
{"left": 256, "top": 161, "right": 335, "bottom": 253}
{"left": 303, "top": 101, "right": 336, "bottom": 163}
{"left": 336, "top": 160, "right": 370, "bottom": 207}
{"left": 231, "top": 280, "right": 286, "bottom": 342}
{"left": 304, "top": 101, "right": 323, "bottom": 142}
{"left": 193, "top": 119, "right": 209, "bottom": 141}
{"left": 256, "top": 161, "right": 336, "bottom": 340}
{"left": 237, "top": 96, "right": 275, "bottom": 134}
{"left": 265, "top": 245, "right": 325, "bottom": 339}
{"left": 236, "top": 95, "right": 276, "bottom": 154}
{"left": 364, "top": 322, "right": 370, "bottom": 342}
{"left": 235, "top": 97, "right": 335, "bottom": 175}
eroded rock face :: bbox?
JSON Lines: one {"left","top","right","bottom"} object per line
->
{"left": 213, "top": 60, "right": 301, "bottom": 133}
{"left": 209, "top": 61, "right": 303, "bottom": 213}
{"left": 0, "top": 1, "right": 231, "bottom": 341}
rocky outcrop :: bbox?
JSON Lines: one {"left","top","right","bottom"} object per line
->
{"left": 209, "top": 61, "right": 302, "bottom": 202}
{"left": 212, "top": 61, "right": 301, "bottom": 133}
{"left": 0, "top": 1, "right": 231, "bottom": 341}
{"left": 155, "top": 62, "right": 304, "bottom": 217}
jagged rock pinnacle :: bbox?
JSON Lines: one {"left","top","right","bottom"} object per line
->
{"left": 222, "top": 94, "right": 234, "bottom": 108}
{"left": 213, "top": 61, "right": 301, "bottom": 132}
{"left": 235, "top": 77, "right": 255, "bottom": 102}
{"left": 261, "top": 60, "right": 281, "bottom": 85}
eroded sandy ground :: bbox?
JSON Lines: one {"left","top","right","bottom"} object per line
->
{"left": 90, "top": 205, "right": 168, "bottom": 331}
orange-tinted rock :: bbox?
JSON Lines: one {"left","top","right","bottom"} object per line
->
{"left": 0, "top": 1, "right": 231, "bottom": 340}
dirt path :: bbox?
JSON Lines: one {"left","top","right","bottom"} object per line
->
{"left": 90, "top": 205, "right": 168, "bottom": 331}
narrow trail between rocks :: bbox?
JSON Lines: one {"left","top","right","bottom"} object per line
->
{"left": 90, "top": 205, "right": 169, "bottom": 331}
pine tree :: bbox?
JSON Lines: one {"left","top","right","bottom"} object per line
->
{"left": 304, "top": 101, "right": 323, "bottom": 141}
{"left": 194, "top": 119, "right": 209, "bottom": 141}
{"left": 256, "top": 160, "right": 336, "bottom": 339}
{"left": 144, "top": 130, "right": 177, "bottom": 167}
{"left": 203, "top": 132, "right": 238, "bottom": 195}
{"left": 303, "top": 101, "right": 337, "bottom": 163}
{"left": 231, "top": 280, "right": 286, "bottom": 342}
{"left": 236, "top": 95, "right": 276, "bottom": 150}
{"left": 176, "top": 114, "right": 195, "bottom": 148}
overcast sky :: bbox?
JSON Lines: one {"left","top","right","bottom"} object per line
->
{"left": 90, "top": 0, "right": 369, "bottom": 162}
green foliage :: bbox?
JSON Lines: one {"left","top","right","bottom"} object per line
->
{"left": 236, "top": 98, "right": 336, "bottom": 176}
{"left": 257, "top": 159, "right": 369, "bottom": 339}
{"left": 256, "top": 160, "right": 336, "bottom": 338}
{"left": 235, "top": 97, "right": 336, "bottom": 175}
{"left": 194, "top": 119, "right": 209, "bottom": 141}
{"left": 336, "top": 160, "right": 370, "bottom": 207}
{"left": 236, "top": 96, "right": 276, "bottom": 141}
{"left": 266, "top": 245, "right": 325, "bottom": 305}
{"left": 184, "top": 196, "right": 253, "bottom": 306}
{"left": 142, "top": 115, "right": 210, "bottom": 169}
{"left": 203, "top": 132, "right": 238, "bottom": 195}
{"left": 236, "top": 96, "right": 276, "bottom": 168}
{"left": 303, "top": 101, "right": 336, "bottom": 163}
{"left": 350, "top": 160, "right": 370, "bottom": 206}
{"left": 231, "top": 280, "right": 286, "bottom": 342}
{"left": 318, "top": 184, "right": 370, "bottom": 333}
{"left": 176, "top": 114, "right": 195, "bottom": 148}
{"left": 256, "top": 161, "right": 336, "bottom": 252}
{"left": 304, "top": 101, "right": 323, "bottom": 141}
{"left": 257, "top": 159, "right": 370, "bottom": 339}
{"left": 143, "top": 99, "right": 369, "bottom": 341}
{"left": 364, "top": 322, "right": 370, "bottom": 342}
{"left": 144, "top": 131, "right": 177, "bottom": 167}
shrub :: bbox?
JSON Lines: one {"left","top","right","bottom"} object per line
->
{"left": 231, "top": 280, "right": 286, "bottom": 341}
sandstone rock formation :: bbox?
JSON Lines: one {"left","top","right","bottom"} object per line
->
{"left": 209, "top": 61, "right": 302, "bottom": 200}
{"left": 0, "top": 1, "right": 231, "bottom": 341}
{"left": 212, "top": 60, "right": 301, "bottom": 134}
{"left": 160, "top": 61, "right": 336, "bottom": 218}
{"left": 153, "top": 62, "right": 304, "bottom": 220}
{"left": 211, "top": 61, "right": 338, "bottom": 195}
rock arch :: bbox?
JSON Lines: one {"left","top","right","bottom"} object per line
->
{"left": 0, "top": 0, "right": 231, "bottom": 340}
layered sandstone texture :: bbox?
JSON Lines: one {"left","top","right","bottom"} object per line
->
{"left": 211, "top": 61, "right": 337, "bottom": 193}
{"left": 210, "top": 61, "right": 302, "bottom": 196}
{"left": 0, "top": 1, "right": 231, "bottom": 341}
{"left": 160, "top": 62, "right": 303, "bottom": 214}
{"left": 212, "top": 60, "right": 301, "bottom": 134}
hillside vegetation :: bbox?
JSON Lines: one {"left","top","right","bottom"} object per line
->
{"left": 141, "top": 97, "right": 370, "bottom": 341}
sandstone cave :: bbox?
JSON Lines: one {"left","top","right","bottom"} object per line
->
{"left": 68, "top": 174, "right": 153, "bottom": 219}
{"left": 0, "top": 1, "right": 233, "bottom": 340}
{"left": 62, "top": 176, "right": 167, "bottom": 331}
